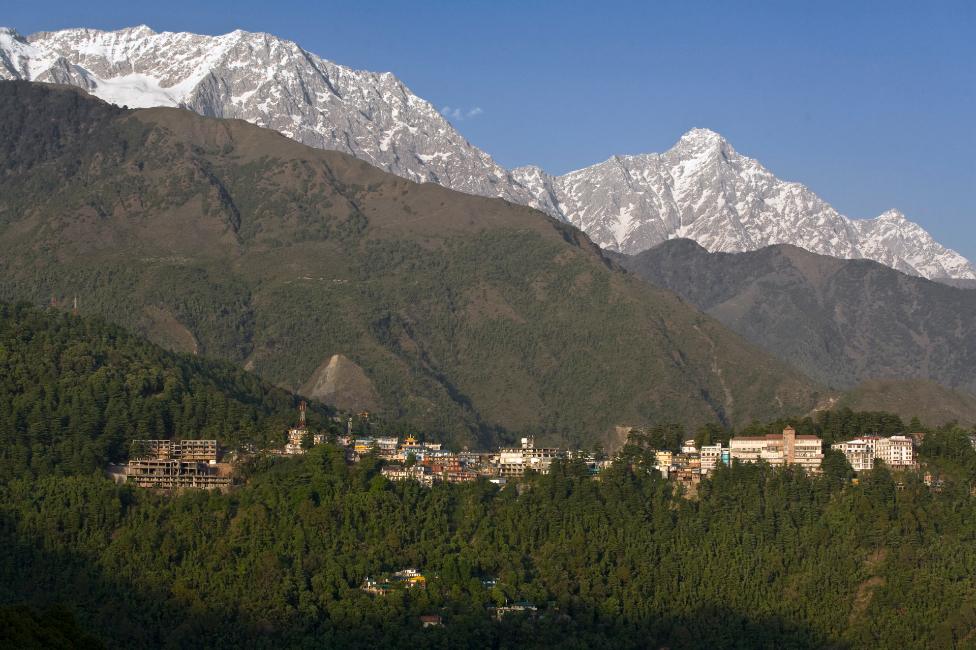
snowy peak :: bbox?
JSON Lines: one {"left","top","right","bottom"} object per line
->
{"left": 516, "top": 128, "right": 974, "bottom": 281}
{"left": 673, "top": 127, "right": 729, "bottom": 153}
{"left": 873, "top": 209, "right": 909, "bottom": 224}
{"left": 0, "top": 25, "right": 970, "bottom": 282}
{"left": 0, "top": 24, "right": 538, "bottom": 207}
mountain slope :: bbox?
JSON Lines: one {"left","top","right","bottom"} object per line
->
{"left": 835, "top": 379, "right": 976, "bottom": 429}
{"left": 0, "top": 25, "right": 554, "bottom": 215}
{"left": 513, "top": 129, "right": 975, "bottom": 281}
{"left": 619, "top": 239, "right": 976, "bottom": 395}
{"left": 2, "top": 25, "right": 968, "bottom": 283}
{"left": 0, "top": 81, "right": 827, "bottom": 448}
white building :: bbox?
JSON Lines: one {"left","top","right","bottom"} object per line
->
{"left": 831, "top": 437, "right": 876, "bottom": 471}
{"left": 381, "top": 464, "right": 433, "bottom": 487}
{"left": 729, "top": 426, "right": 823, "bottom": 473}
{"left": 877, "top": 436, "right": 914, "bottom": 467}
{"left": 496, "top": 437, "right": 563, "bottom": 477}
{"left": 699, "top": 443, "right": 730, "bottom": 474}
{"left": 831, "top": 435, "right": 915, "bottom": 471}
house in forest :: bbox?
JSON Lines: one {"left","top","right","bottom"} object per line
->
{"left": 494, "top": 601, "right": 538, "bottom": 620}
{"left": 361, "top": 577, "right": 393, "bottom": 595}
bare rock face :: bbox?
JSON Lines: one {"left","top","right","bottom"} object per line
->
{"left": 301, "top": 354, "right": 379, "bottom": 413}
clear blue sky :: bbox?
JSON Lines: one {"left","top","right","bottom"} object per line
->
{"left": 7, "top": 1, "right": 976, "bottom": 259}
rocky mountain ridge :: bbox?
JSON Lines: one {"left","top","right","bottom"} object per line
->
{"left": 0, "top": 25, "right": 551, "bottom": 213}
{"left": 1, "top": 25, "right": 970, "bottom": 281}
{"left": 619, "top": 239, "right": 976, "bottom": 394}
{"left": 514, "top": 129, "right": 975, "bottom": 280}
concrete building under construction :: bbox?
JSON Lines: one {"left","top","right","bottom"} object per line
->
{"left": 126, "top": 439, "right": 232, "bottom": 491}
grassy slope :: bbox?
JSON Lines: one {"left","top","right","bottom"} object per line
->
{"left": 0, "top": 82, "right": 825, "bottom": 448}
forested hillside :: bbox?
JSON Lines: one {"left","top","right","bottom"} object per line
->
{"left": 0, "top": 81, "right": 827, "bottom": 449}
{"left": 4, "top": 429, "right": 976, "bottom": 649}
{"left": 0, "top": 299, "right": 974, "bottom": 648}
{"left": 0, "top": 302, "right": 326, "bottom": 480}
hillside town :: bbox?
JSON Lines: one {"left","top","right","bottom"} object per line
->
{"left": 117, "top": 397, "right": 927, "bottom": 492}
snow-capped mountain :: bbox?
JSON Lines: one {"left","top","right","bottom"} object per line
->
{"left": 1, "top": 25, "right": 971, "bottom": 281}
{"left": 0, "top": 25, "right": 544, "bottom": 210}
{"left": 513, "top": 129, "right": 975, "bottom": 280}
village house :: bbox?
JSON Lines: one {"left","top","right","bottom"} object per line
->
{"left": 419, "top": 615, "right": 443, "bottom": 628}
{"left": 699, "top": 443, "right": 730, "bottom": 474}
{"left": 393, "top": 568, "right": 427, "bottom": 588}
{"left": 494, "top": 601, "right": 538, "bottom": 620}
{"left": 361, "top": 577, "right": 393, "bottom": 596}
{"left": 381, "top": 464, "right": 434, "bottom": 487}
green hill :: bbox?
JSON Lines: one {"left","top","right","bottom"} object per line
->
{"left": 0, "top": 301, "right": 324, "bottom": 480}
{"left": 0, "top": 81, "right": 827, "bottom": 448}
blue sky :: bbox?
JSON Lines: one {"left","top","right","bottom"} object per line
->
{"left": 7, "top": 1, "right": 976, "bottom": 260}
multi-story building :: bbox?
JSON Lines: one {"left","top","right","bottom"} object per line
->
{"left": 877, "top": 435, "right": 914, "bottom": 467}
{"left": 654, "top": 450, "right": 673, "bottom": 469}
{"left": 496, "top": 437, "right": 563, "bottom": 477}
{"left": 425, "top": 455, "right": 477, "bottom": 483}
{"left": 699, "top": 443, "right": 730, "bottom": 474}
{"left": 127, "top": 439, "right": 232, "bottom": 490}
{"left": 374, "top": 436, "right": 399, "bottom": 458}
{"left": 831, "top": 437, "right": 876, "bottom": 471}
{"left": 131, "top": 439, "right": 218, "bottom": 462}
{"left": 283, "top": 401, "right": 326, "bottom": 454}
{"left": 831, "top": 435, "right": 915, "bottom": 471}
{"left": 380, "top": 464, "right": 434, "bottom": 487}
{"left": 729, "top": 426, "right": 823, "bottom": 473}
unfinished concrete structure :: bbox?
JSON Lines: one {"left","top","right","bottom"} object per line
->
{"left": 130, "top": 439, "right": 218, "bottom": 461}
{"left": 127, "top": 439, "right": 231, "bottom": 491}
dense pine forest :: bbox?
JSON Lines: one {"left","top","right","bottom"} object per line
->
{"left": 0, "top": 301, "right": 333, "bottom": 480}
{"left": 2, "top": 303, "right": 976, "bottom": 648}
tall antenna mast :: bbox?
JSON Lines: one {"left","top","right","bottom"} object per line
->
{"left": 299, "top": 400, "right": 307, "bottom": 429}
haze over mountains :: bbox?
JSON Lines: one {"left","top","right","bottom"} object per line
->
{"left": 1, "top": 25, "right": 972, "bottom": 282}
